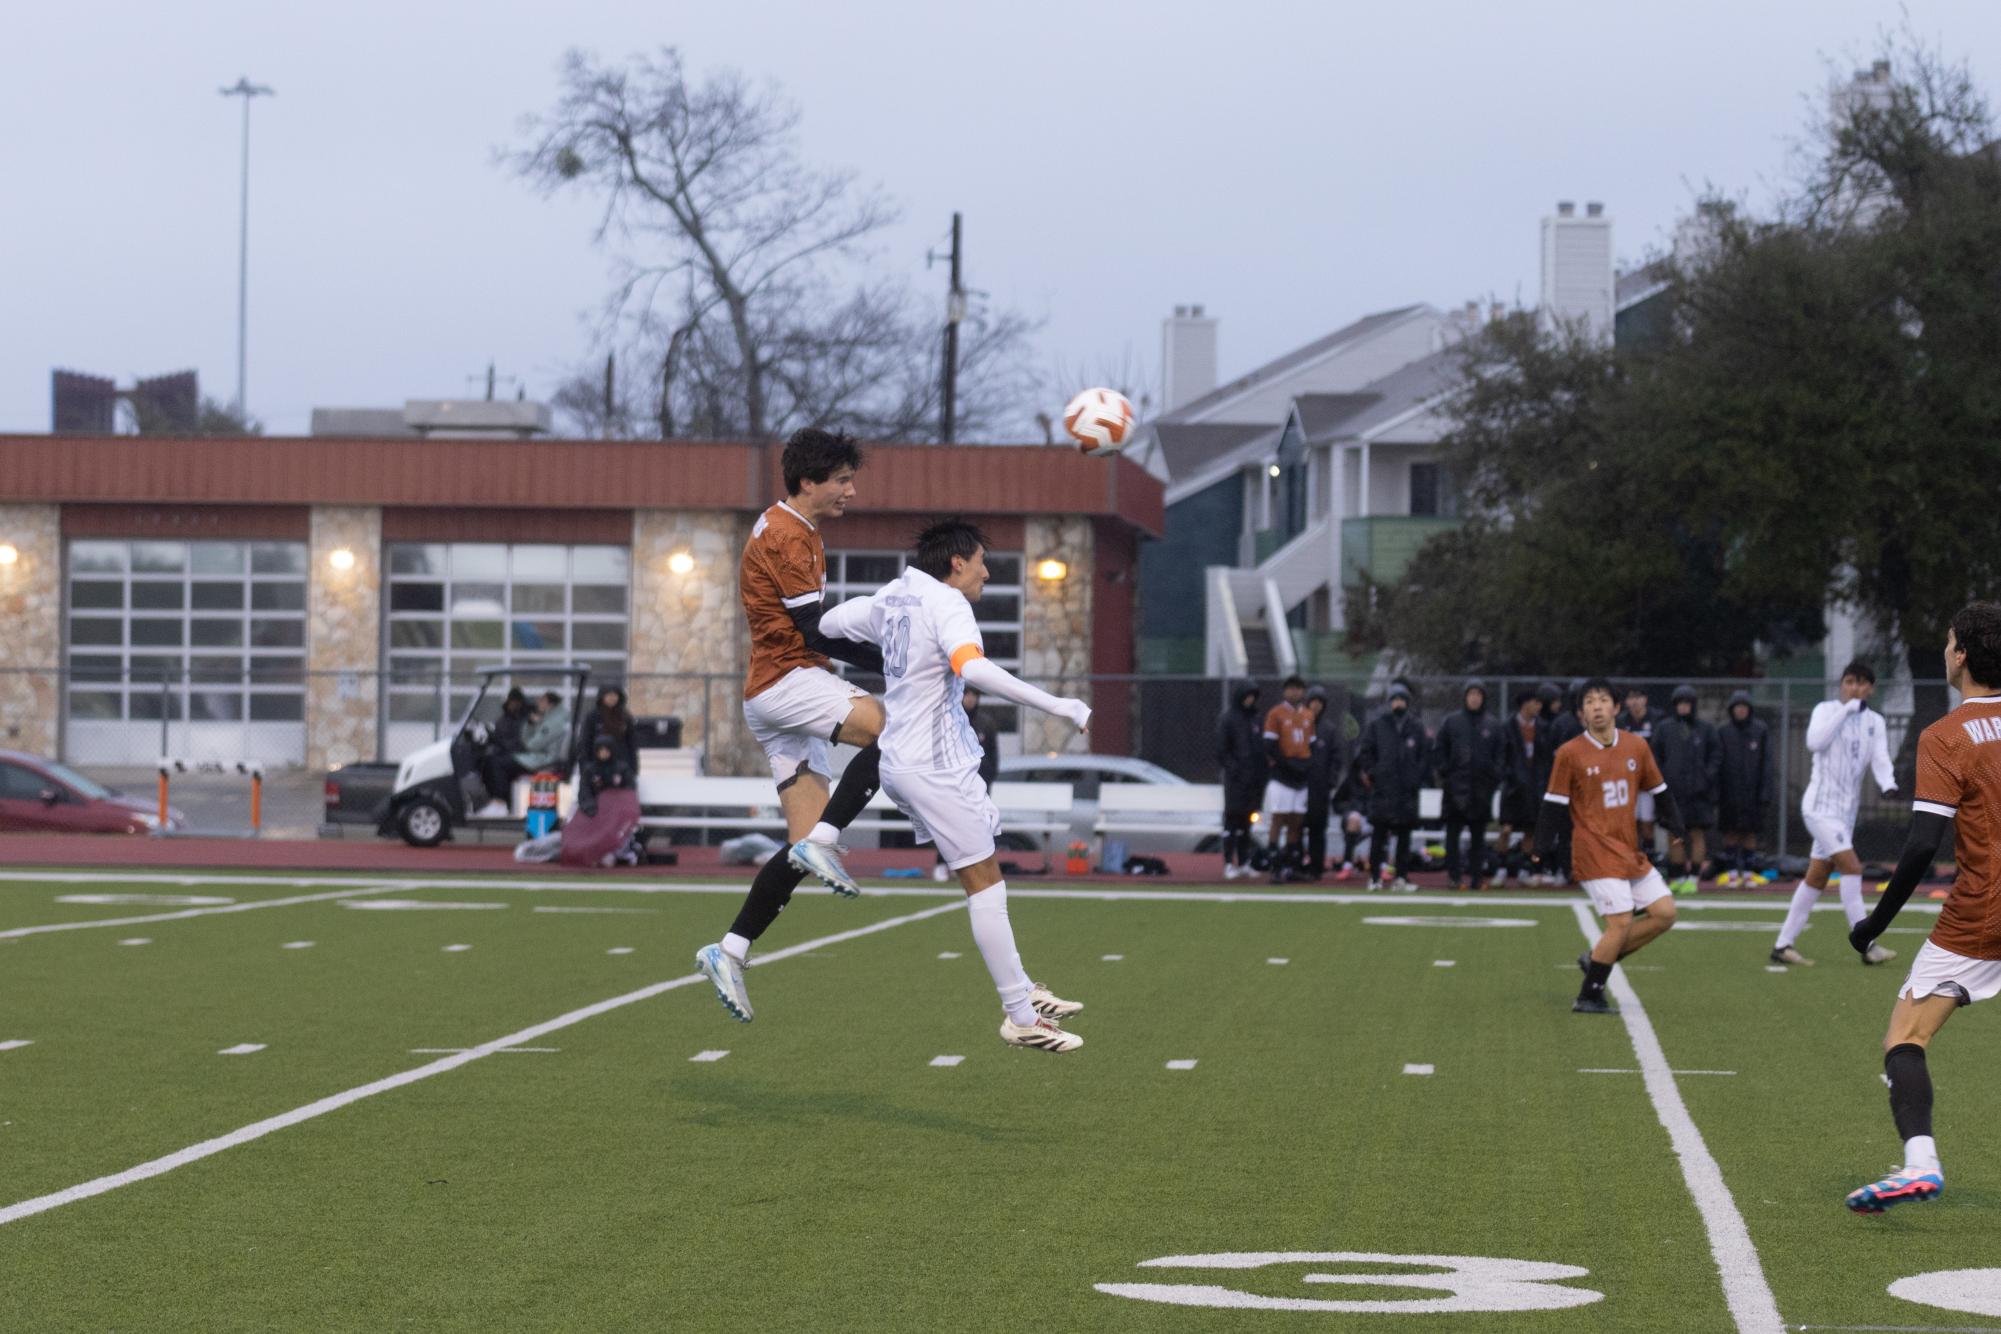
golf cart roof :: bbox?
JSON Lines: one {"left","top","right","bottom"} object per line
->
{"left": 471, "top": 663, "right": 592, "bottom": 681}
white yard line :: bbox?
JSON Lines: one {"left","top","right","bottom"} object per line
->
{"left": 1571, "top": 902, "right": 1782, "bottom": 1334}
{"left": 0, "top": 898, "right": 965, "bottom": 1229}
{"left": 0, "top": 883, "right": 415, "bottom": 940}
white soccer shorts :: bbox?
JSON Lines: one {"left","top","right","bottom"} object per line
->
{"left": 882, "top": 764, "right": 1001, "bottom": 870}
{"left": 743, "top": 666, "right": 868, "bottom": 784}
{"left": 1581, "top": 867, "right": 1673, "bottom": 917}
{"left": 1899, "top": 939, "right": 2001, "bottom": 1007}
{"left": 1801, "top": 809, "right": 1856, "bottom": 862}
{"left": 1263, "top": 779, "right": 1309, "bottom": 816}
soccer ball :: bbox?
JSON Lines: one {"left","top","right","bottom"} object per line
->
{"left": 1063, "top": 387, "right": 1136, "bottom": 455}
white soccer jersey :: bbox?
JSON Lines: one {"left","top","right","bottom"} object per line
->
{"left": 1801, "top": 698, "right": 1896, "bottom": 822}
{"left": 819, "top": 567, "right": 985, "bottom": 774}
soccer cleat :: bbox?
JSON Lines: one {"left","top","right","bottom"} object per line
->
{"left": 1223, "top": 862, "right": 1242, "bottom": 881}
{"left": 788, "top": 838, "right": 861, "bottom": 898}
{"left": 1000, "top": 1016, "right": 1083, "bottom": 1052}
{"left": 1572, "top": 993, "right": 1619, "bottom": 1015}
{"left": 696, "top": 943, "right": 753, "bottom": 1022}
{"left": 1390, "top": 877, "right": 1417, "bottom": 894}
{"left": 1769, "top": 945, "right": 1812, "bottom": 967}
{"left": 1671, "top": 875, "right": 1700, "bottom": 897}
{"left": 1845, "top": 1167, "right": 1943, "bottom": 1214}
{"left": 1030, "top": 984, "right": 1082, "bottom": 1019}
{"left": 1863, "top": 942, "right": 1898, "bottom": 966}
{"left": 1333, "top": 862, "right": 1356, "bottom": 883}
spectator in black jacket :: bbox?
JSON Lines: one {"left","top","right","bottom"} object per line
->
{"left": 1496, "top": 688, "right": 1551, "bottom": 884}
{"left": 1716, "top": 689, "right": 1773, "bottom": 886}
{"left": 1215, "top": 681, "right": 1266, "bottom": 880}
{"left": 1617, "top": 686, "right": 1659, "bottom": 850}
{"left": 1357, "top": 682, "right": 1429, "bottom": 891}
{"left": 1541, "top": 679, "right": 1586, "bottom": 881}
{"left": 1653, "top": 684, "right": 1720, "bottom": 893}
{"left": 577, "top": 684, "right": 638, "bottom": 775}
{"left": 477, "top": 687, "right": 533, "bottom": 815}
{"left": 1301, "top": 684, "right": 1351, "bottom": 881}
{"left": 1433, "top": 679, "right": 1506, "bottom": 891}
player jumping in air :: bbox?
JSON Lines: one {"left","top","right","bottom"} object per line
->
{"left": 1769, "top": 661, "right": 1898, "bottom": 967}
{"left": 1844, "top": 604, "right": 2001, "bottom": 1213}
{"left": 1538, "top": 678, "right": 1689, "bottom": 1015}
{"left": 697, "top": 429, "right": 889, "bottom": 1022}
{"left": 821, "top": 519, "right": 1091, "bottom": 1051}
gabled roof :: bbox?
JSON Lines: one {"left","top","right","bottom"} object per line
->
{"left": 1163, "top": 425, "right": 1282, "bottom": 506}
{"left": 1149, "top": 422, "right": 1274, "bottom": 482}
{"left": 1616, "top": 259, "right": 1670, "bottom": 311}
{"left": 1158, "top": 304, "right": 1431, "bottom": 425}
{"left": 1297, "top": 347, "right": 1463, "bottom": 444}
{"left": 1291, "top": 392, "right": 1382, "bottom": 439}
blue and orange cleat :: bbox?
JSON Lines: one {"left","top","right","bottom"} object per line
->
{"left": 1845, "top": 1168, "right": 1943, "bottom": 1214}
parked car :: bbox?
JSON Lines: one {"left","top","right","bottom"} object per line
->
{"left": 997, "top": 753, "right": 1222, "bottom": 853}
{"left": 0, "top": 750, "right": 181, "bottom": 834}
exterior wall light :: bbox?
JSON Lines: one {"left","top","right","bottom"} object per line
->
{"left": 1267, "top": 464, "right": 1282, "bottom": 478}
{"left": 0, "top": 544, "right": 16, "bottom": 567}
{"left": 328, "top": 547, "right": 356, "bottom": 572}
{"left": 1035, "top": 558, "right": 1068, "bottom": 582}
{"left": 667, "top": 551, "right": 696, "bottom": 576}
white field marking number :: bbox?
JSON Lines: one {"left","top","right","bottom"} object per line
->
{"left": 1095, "top": 1252, "right": 1603, "bottom": 1314}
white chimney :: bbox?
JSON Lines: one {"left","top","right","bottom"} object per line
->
{"left": 1540, "top": 199, "right": 1614, "bottom": 344}
{"left": 1161, "top": 305, "right": 1218, "bottom": 412}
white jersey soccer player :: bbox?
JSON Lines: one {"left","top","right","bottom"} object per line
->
{"left": 1771, "top": 662, "right": 1899, "bottom": 967}
{"left": 819, "top": 519, "right": 1091, "bottom": 1052}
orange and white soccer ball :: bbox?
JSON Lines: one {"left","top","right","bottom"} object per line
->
{"left": 1063, "top": 387, "right": 1136, "bottom": 455}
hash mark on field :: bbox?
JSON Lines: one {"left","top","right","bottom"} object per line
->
{"left": 1766, "top": 965, "right": 1788, "bottom": 973}
{"left": 937, "top": 951, "right": 961, "bottom": 959}
{"left": 606, "top": 947, "right": 635, "bottom": 955}
{"left": 1102, "top": 954, "right": 1124, "bottom": 961}
{"left": 1403, "top": 1063, "right": 1435, "bottom": 1076}
{"left": 0, "top": 1041, "right": 33, "bottom": 1053}
{"left": 1434, "top": 960, "right": 1456, "bottom": 967}
{"left": 1266, "top": 957, "right": 1289, "bottom": 965}
{"left": 218, "top": 1044, "right": 265, "bottom": 1056}
{"left": 929, "top": 1055, "right": 964, "bottom": 1067}
{"left": 281, "top": 941, "right": 314, "bottom": 950}
{"left": 1165, "top": 1059, "right": 1197, "bottom": 1070}
{"left": 117, "top": 938, "right": 150, "bottom": 946}
{"left": 442, "top": 944, "right": 473, "bottom": 952}
{"left": 689, "top": 1050, "right": 730, "bottom": 1063}
{"left": 531, "top": 906, "right": 658, "bottom": 915}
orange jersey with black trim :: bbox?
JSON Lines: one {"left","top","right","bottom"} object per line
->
{"left": 1546, "top": 730, "right": 1666, "bottom": 882}
{"left": 1263, "top": 702, "right": 1313, "bottom": 761}
{"left": 1917, "top": 697, "right": 2001, "bottom": 960}
{"left": 740, "top": 502, "right": 829, "bottom": 700}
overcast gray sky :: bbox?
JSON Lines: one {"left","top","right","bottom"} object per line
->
{"left": 5, "top": 0, "right": 1996, "bottom": 438}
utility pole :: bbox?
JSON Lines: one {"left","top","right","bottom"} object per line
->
{"left": 219, "top": 77, "right": 274, "bottom": 422}
{"left": 938, "top": 212, "right": 964, "bottom": 443}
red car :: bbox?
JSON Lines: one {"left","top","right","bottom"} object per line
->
{"left": 0, "top": 751, "right": 182, "bottom": 834}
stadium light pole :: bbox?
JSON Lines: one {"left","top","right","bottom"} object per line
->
{"left": 219, "top": 77, "right": 274, "bottom": 422}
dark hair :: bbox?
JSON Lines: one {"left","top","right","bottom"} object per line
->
{"left": 1579, "top": 677, "right": 1618, "bottom": 707}
{"left": 594, "top": 682, "right": 632, "bottom": 737}
{"left": 1840, "top": 659, "right": 1876, "bottom": 685}
{"left": 1624, "top": 684, "right": 1647, "bottom": 699}
{"left": 540, "top": 690, "right": 564, "bottom": 706}
{"left": 1951, "top": 602, "right": 2001, "bottom": 688}
{"left": 1283, "top": 674, "right": 1306, "bottom": 690}
{"left": 782, "top": 427, "right": 863, "bottom": 495}
{"left": 912, "top": 518, "right": 988, "bottom": 580}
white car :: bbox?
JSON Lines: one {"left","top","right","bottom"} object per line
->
{"left": 997, "top": 754, "right": 1222, "bottom": 854}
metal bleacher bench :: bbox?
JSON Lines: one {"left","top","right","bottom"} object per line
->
{"left": 1091, "top": 783, "right": 1226, "bottom": 842}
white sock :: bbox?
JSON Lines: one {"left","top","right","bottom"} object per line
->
{"left": 807, "top": 821, "right": 839, "bottom": 846}
{"left": 966, "top": 881, "right": 1037, "bottom": 1027}
{"left": 1775, "top": 883, "right": 1817, "bottom": 950}
{"left": 1905, "top": 1134, "right": 1941, "bottom": 1175}
{"left": 721, "top": 932, "right": 751, "bottom": 963}
{"left": 1839, "top": 873, "right": 1867, "bottom": 927}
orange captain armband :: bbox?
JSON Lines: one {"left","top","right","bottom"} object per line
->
{"left": 950, "top": 643, "right": 985, "bottom": 675}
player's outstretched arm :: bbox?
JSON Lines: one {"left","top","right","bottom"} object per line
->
{"left": 960, "top": 656, "right": 1089, "bottom": 731}
{"left": 1852, "top": 811, "right": 1952, "bottom": 954}
{"left": 791, "top": 599, "right": 885, "bottom": 674}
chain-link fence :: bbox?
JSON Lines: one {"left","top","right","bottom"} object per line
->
{"left": 0, "top": 664, "right": 1955, "bottom": 861}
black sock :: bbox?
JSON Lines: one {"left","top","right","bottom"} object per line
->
{"left": 818, "top": 744, "right": 881, "bottom": 833}
{"left": 729, "top": 849, "right": 808, "bottom": 943}
{"left": 1886, "top": 1043, "right": 1934, "bottom": 1141}
{"left": 1579, "top": 959, "right": 1613, "bottom": 1000}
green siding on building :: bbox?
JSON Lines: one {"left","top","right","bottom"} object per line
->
{"left": 1340, "top": 515, "right": 1460, "bottom": 587}
{"left": 1139, "top": 474, "right": 1243, "bottom": 640}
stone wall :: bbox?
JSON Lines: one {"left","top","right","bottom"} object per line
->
{"left": 0, "top": 505, "right": 61, "bottom": 755}
{"left": 305, "top": 506, "right": 382, "bottom": 770}
{"left": 1020, "top": 515, "right": 1095, "bottom": 756}
{"left": 631, "top": 510, "right": 758, "bottom": 774}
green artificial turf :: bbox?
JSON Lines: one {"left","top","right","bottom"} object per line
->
{"left": 2, "top": 871, "right": 1999, "bottom": 1332}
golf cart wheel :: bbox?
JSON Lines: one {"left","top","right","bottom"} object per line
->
{"left": 398, "top": 797, "right": 449, "bottom": 848}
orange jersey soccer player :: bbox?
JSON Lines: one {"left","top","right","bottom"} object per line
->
{"left": 1844, "top": 602, "right": 2001, "bottom": 1213}
{"left": 1536, "top": 677, "right": 1689, "bottom": 1015}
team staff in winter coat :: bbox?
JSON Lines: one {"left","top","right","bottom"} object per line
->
{"left": 1215, "top": 681, "right": 1267, "bottom": 879}
{"left": 1357, "top": 682, "right": 1430, "bottom": 890}
{"left": 1716, "top": 689, "right": 1774, "bottom": 885}
{"left": 1617, "top": 687, "right": 1659, "bottom": 849}
{"left": 1652, "top": 685, "right": 1720, "bottom": 892}
{"left": 1497, "top": 688, "right": 1554, "bottom": 883}
{"left": 1433, "top": 679, "right": 1507, "bottom": 890}
{"left": 1302, "top": 685, "right": 1352, "bottom": 880}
